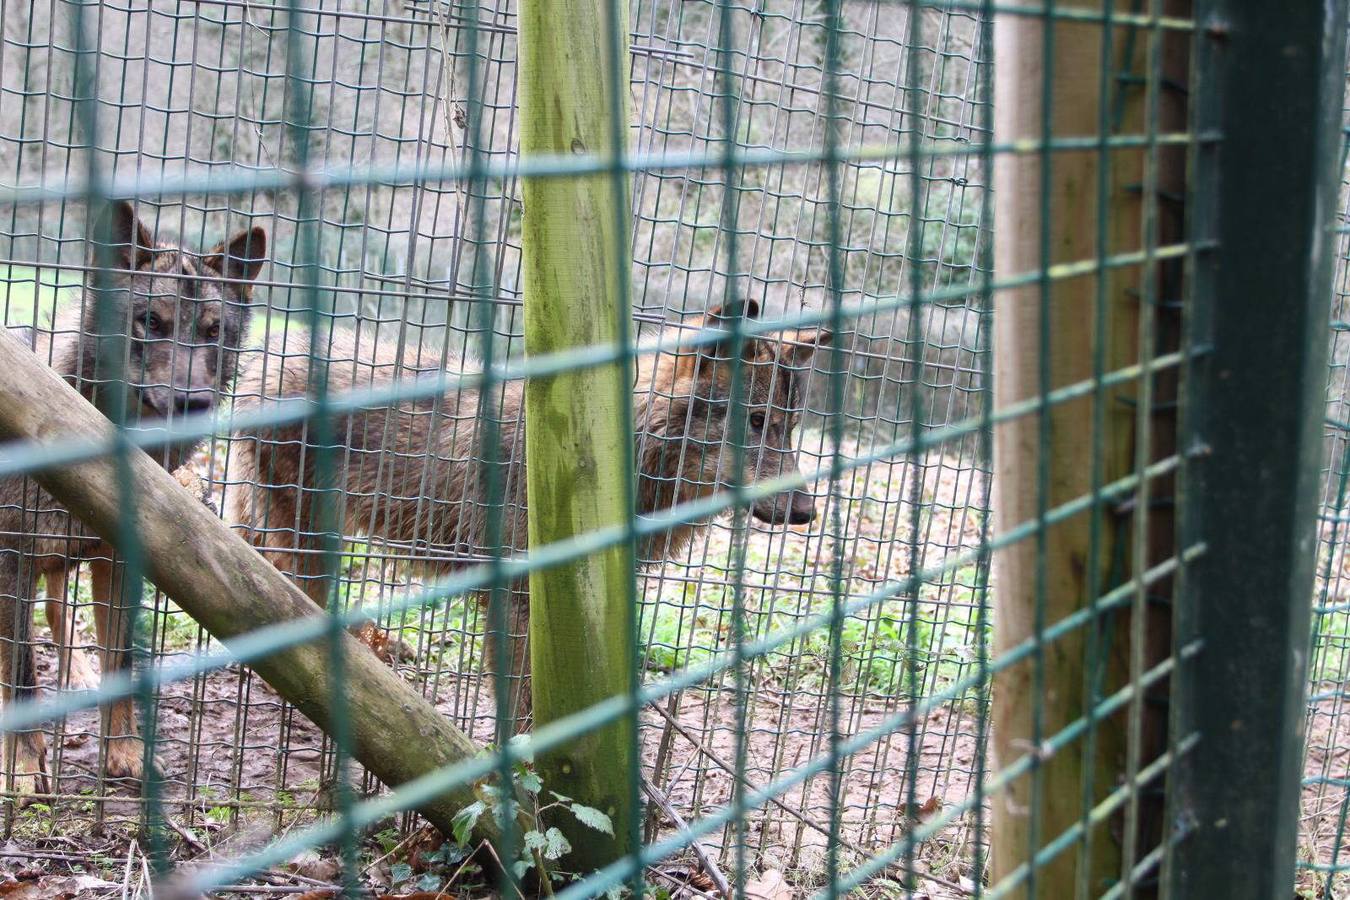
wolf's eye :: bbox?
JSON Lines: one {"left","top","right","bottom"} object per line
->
{"left": 750, "top": 411, "right": 767, "bottom": 430}
{"left": 142, "top": 312, "right": 162, "bottom": 335}
{"left": 203, "top": 322, "right": 220, "bottom": 341}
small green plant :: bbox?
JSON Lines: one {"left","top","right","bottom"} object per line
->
{"left": 388, "top": 842, "right": 469, "bottom": 895}
{"left": 447, "top": 734, "right": 616, "bottom": 889}
{"left": 373, "top": 826, "right": 401, "bottom": 856}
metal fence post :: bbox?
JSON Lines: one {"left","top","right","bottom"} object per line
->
{"left": 1169, "top": 2, "right": 1347, "bottom": 896}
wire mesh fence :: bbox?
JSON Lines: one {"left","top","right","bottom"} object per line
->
{"left": 0, "top": 2, "right": 995, "bottom": 893}
{"left": 0, "top": 0, "right": 1342, "bottom": 897}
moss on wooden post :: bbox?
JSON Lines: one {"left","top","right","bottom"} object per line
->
{"left": 517, "top": 0, "right": 636, "bottom": 871}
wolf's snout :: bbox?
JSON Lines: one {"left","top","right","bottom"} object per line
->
{"left": 751, "top": 490, "right": 816, "bottom": 526}
{"left": 173, "top": 390, "right": 214, "bottom": 415}
{"left": 786, "top": 492, "right": 816, "bottom": 525}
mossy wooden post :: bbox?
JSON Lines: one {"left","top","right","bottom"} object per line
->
{"left": 518, "top": 0, "right": 636, "bottom": 870}
{"left": 991, "top": 5, "right": 1188, "bottom": 896}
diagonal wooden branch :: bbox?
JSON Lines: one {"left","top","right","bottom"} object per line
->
{"left": 0, "top": 329, "right": 496, "bottom": 847}
{"left": 639, "top": 772, "right": 730, "bottom": 897}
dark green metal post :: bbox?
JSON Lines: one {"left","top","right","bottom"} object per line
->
{"left": 1170, "top": 2, "right": 1347, "bottom": 896}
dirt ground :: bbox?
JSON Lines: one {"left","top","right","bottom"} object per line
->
{"left": 0, "top": 440, "right": 992, "bottom": 897}
{"left": 7, "top": 644, "right": 982, "bottom": 898}
{"left": 16, "top": 431, "right": 1350, "bottom": 898}
{"left": 8, "top": 436, "right": 1349, "bottom": 897}
{"left": 1299, "top": 677, "right": 1350, "bottom": 899}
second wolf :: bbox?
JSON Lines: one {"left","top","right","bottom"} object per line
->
{"left": 225, "top": 300, "right": 830, "bottom": 721}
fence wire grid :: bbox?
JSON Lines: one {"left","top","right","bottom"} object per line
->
{"left": 0, "top": 2, "right": 995, "bottom": 894}
{"left": 0, "top": 0, "right": 1340, "bottom": 898}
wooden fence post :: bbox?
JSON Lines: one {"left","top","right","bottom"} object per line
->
{"left": 991, "top": 4, "right": 1189, "bottom": 895}
{"left": 518, "top": 0, "right": 637, "bottom": 871}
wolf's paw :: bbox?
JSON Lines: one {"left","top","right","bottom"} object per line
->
{"left": 351, "top": 622, "right": 417, "bottom": 664}
{"left": 104, "top": 734, "right": 164, "bottom": 787}
{"left": 6, "top": 732, "right": 49, "bottom": 808}
{"left": 171, "top": 464, "right": 217, "bottom": 516}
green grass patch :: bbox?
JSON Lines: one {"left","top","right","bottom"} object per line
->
{"left": 1, "top": 264, "right": 81, "bottom": 327}
{"left": 640, "top": 537, "right": 989, "bottom": 697}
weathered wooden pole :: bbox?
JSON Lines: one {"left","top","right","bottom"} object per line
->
{"left": 991, "top": 4, "right": 1188, "bottom": 896}
{"left": 0, "top": 330, "right": 499, "bottom": 848}
{"left": 517, "top": 0, "right": 636, "bottom": 871}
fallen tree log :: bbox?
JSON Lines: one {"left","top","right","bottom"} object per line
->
{"left": 0, "top": 329, "right": 497, "bottom": 846}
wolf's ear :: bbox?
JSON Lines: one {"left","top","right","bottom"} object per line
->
{"left": 778, "top": 325, "right": 834, "bottom": 367}
{"left": 90, "top": 200, "right": 155, "bottom": 270}
{"left": 700, "top": 298, "right": 761, "bottom": 358}
{"left": 705, "top": 298, "right": 761, "bottom": 324}
{"left": 205, "top": 226, "right": 268, "bottom": 282}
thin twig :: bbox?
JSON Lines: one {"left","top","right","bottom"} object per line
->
{"left": 262, "top": 869, "right": 335, "bottom": 888}
{"left": 213, "top": 886, "right": 336, "bottom": 896}
{"left": 164, "top": 815, "right": 207, "bottom": 854}
{"left": 444, "top": 839, "right": 486, "bottom": 888}
{"left": 430, "top": 0, "right": 463, "bottom": 186}
{"left": 478, "top": 840, "right": 528, "bottom": 900}
{"left": 16, "top": 847, "right": 120, "bottom": 863}
{"left": 121, "top": 839, "right": 136, "bottom": 900}
{"left": 359, "top": 826, "right": 422, "bottom": 877}
{"left": 139, "top": 849, "right": 152, "bottom": 899}
{"left": 646, "top": 865, "right": 721, "bottom": 900}
{"left": 640, "top": 772, "right": 730, "bottom": 898}
{"left": 646, "top": 702, "right": 971, "bottom": 896}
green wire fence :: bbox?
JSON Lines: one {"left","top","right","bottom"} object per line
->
{"left": 0, "top": 0, "right": 1344, "bottom": 898}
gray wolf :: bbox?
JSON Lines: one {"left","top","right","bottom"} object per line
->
{"left": 0, "top": 200, "right": 264, "bottom": 800}
{"left": 225, "top": 299, "right": 830, "bottom": 722}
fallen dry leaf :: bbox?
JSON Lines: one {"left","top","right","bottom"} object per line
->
{"left": 0, "top": 875, "right": 119, "bottom": 899}
{"left": 687, "top": 868, "right": 717, "bottom": 892}
{"left": 744, "top": 868, "right": 794, "bottom": 900}
{"left": 405, "top": 824, "right": 447, "bottom": 872}
{"left": 288, "top": 849, "right": 343, "bottom": 883}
